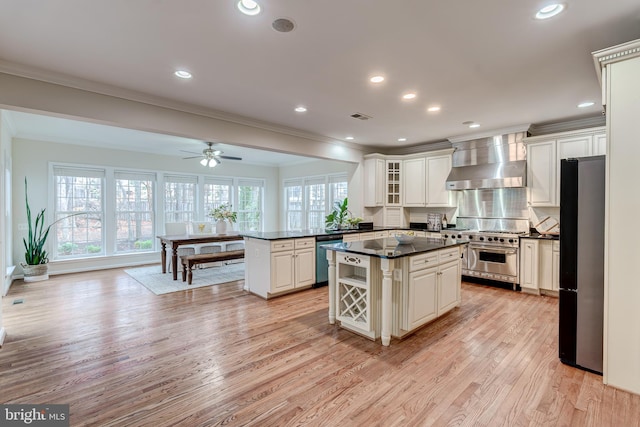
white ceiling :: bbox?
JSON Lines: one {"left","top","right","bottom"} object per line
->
{"left": 1, "top": 1, "right": 639, "bottom": 157}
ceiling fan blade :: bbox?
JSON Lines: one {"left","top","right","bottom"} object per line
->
{"left": 219, "top": 155, "right": 243, "bottom": 161}
{"left": 180, "top": 150, "right": 202, "bottom": 155}
{"left": 182, "top": 155, "right": 202, "bottom": 159}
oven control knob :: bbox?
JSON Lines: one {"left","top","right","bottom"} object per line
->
{"left": 500, "top": 238, "right": 505, "bottom": 242}
{"left": 479, "top": 237, "right": 484, "bottom": 241}
{"left": 468, "top": 235, "right": 474, "bottom": 239}
{"left": 508, "top": 239, "right": 514, "bottom": 243}
{"left": 443, "top": 234, "right": 448, "bottom": 239}
{"left": 487, "top": 237, "right": 493, "bottom": 242}
{"left": 457, "top": 234, "right": 462, "bottom": 239}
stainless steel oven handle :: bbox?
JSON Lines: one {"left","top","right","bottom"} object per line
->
{"left": 468, "top": 245, "right": 518, "bottom": 255}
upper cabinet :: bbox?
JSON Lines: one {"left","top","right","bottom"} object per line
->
{"left": 364, "top": 149, "right": 453, "bottom": 208}
{"left": 363, "top": 157, "right": 386, "bottom": 207}
{"left": 524, "top": 127, "right": 606, "bottom": 207}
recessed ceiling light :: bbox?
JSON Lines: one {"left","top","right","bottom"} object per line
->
{"left": 402, "top": 93, "right": 417, "bottom": 100}
{"left": 237, "top": 0, "right": 261, "bottom": 16}
{"left": 469, "top": 123, "right": 481, "bottom": 128}
{"left": 345, "top": 136, "right": 354, "bottom": 140}
{"left": 370, "top": 75, "right": 385, "bottom": 83}
{"left": 397, "top": 138, "right": 407, "bottom": 142}
{"left": 294, "top": 106, "right": 307, "bottom": 113}
{"left": 535, "top": 4, "right": 565, "bottom": 20}
{"left": 578, "top": 101, "right": 595, "bottom": 108}
{"left": 427, "top": 106, "right": 441, "bottom": 112}
{"left": 174, "top": 70, "right": 192, "bottom": 79}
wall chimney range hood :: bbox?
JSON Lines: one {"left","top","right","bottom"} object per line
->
{"left": 445, "top": 128, "right": 529, "bottom": 190}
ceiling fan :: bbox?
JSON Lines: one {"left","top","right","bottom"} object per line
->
{"left": 181, "top": 142, "right": 242, "bottom": 167}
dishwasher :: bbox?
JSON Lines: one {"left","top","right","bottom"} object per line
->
{"left": 314, "top": 234, "right": 344, "bottom": 287}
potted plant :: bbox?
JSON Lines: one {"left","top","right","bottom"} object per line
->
{"left": 21, "top": 178, "right": 80, "bottom": 282}
{"left": 325, "top": 198, "right": 358, "bottom": 230}
{"left": 208, "top": 203, "right": 237, "bottom": 234}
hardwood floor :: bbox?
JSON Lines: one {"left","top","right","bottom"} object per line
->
{"left": 1, "top": 268, "right": 639, "bottom": 426}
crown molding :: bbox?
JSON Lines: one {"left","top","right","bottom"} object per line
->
{"left": 592, "top": 38, "right": 640, "bottom": 84}
{"left": 447, "top": 123, "right": 531, "bottom": 144}
{"left": 528, "top": 115, "right": 605, "bottom": 136}
{"left": 0, "top": 60, "right": 364, "bottom": 152}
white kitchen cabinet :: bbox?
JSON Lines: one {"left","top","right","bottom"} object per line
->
{"left": 406, "top": 266, "right": 438, "bottom": 330}
{"left": 520, "top": 239, "right": 540, "bottom": 293}
{"left": 245, "top": 237, "right": 316, "bottom": 299}
{"left": 551, "top": 241, "right": 560, "bottom": 292}
{"left": 594, "top": 132, "right": 607, "bottom": 155}
{"left": 386, "top": 160, "right": 402, "bottom": 205}
{"left": 426, "top": 154, "right": 453, "bottom": 206}
{"left": 363, "top": 157, "right": 385, "bottom": 207}
{"left": 526, "top": 140, "right": 557, "bottom": 207}
{"left": 438, "top": 259, "right": 461, "bottom": 315}
{"left": 383, "top": 206, "right": 407, "bottom": 227}
{"left": 525, "top": 127, "right": 606, "bottom": 207}
{"left": 342, "top": 233, "right": 360, "bottom": 243}
{"left": 538, "top": 240, "right": 554, "bottom": 291}
{"left": 403, "top": 157, "right": 426, "bottom": 206}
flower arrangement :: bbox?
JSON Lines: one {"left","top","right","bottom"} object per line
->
{"left": 208, "top": 203, "right": 237, "bottom": 223}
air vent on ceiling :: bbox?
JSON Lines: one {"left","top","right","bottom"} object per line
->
{"left": 272, "top": 18, "right": 295, "bottom": 33}
{"left": 350, "top": 112, "right": 372, "bottom": 121}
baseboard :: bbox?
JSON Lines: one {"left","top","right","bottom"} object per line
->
{"left": 0, "top": 327, "right": 6, "bottom": 347}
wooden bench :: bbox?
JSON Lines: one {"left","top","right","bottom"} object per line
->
{"left": 180, "top": 250, "right": 245, "bottom": 285}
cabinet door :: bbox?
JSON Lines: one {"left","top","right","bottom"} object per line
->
{"left": 520, "top": 240, "right": 539, "bottom": 291}
{"left": 386, "top": 160, "right": 402, "bottom": 205}
{"left": 403, "top": 157, "right": 426, "bottom": 206}
{"left": 539, "top": 241, "right": 554, "bottom": 291}
{"left": 527, "top": 141, "right": 557, "bottom": 207}
{"left": 271, "top": 250, "right": 294, "bottom": 292}
{"left": 438, "top": 260, "right": 460, "bottom": 315}
{"left": 558, "top": 135, "right": 592, "bottom": 159}
{"left": 295, "top": 248, "right": 316, "bottom": 288}
{"left": 364, "top": 158, "right": 385, "bottom": 207}
{"left": 426, "top": 155, "right": 452, "bottom": 206}
{"left": 406, "top": 267, "right": 438, "bottom": 330}
{"left": 593, "top": 133, "right": 607, "bottom": 156}
{"left": 552, "top": 245, "right": 560, "bottom": 292}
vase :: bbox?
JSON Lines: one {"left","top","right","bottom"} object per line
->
{"left": 21, "top": 262, "right": 49, "bottom": 282}
{"left": 215, "top": 220, "right": 227, "bottom": 234}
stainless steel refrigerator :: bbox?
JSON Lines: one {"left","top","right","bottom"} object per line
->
{"left": 558, "top": 155, "right": 605, "bottom": 374}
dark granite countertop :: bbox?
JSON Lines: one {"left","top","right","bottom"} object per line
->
{"left": 240, "top": 226, "right": 442, "bottom": 241}
{"left": 521, "top": 233, "right": 560, "bottom": 240}
{"left": 322, "top": 237, "right": 466, "bottom": 259}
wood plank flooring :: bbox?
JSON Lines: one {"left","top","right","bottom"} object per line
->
{"left": 1, "top": 268, "right": 639, "bottom": 426}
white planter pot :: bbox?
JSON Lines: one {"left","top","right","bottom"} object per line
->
{"left": 21, "top": 263, "right": 49, "bottom": 282}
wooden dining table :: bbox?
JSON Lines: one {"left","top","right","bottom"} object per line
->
{"left": 157, "top": 232, "right": 244, "bottom": 280}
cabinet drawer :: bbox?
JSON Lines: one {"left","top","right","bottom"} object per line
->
{"left": 295, "top": 237, "right": 315, "bottom": 249}
{"left": 409, "top": 252, "right": 439, "bottom": 272}
{"left": 342, "top": 233, "right": 360, "bottom": 242}
{"left": 438, "top": 247, "right": 459, "bottom": 263}
{"left": 271, "top": 239, "right": 295, "bottom": 252}
{"left": 359, "top": 232, "right": 375, "bottom": 241}
{"left": 374, "top": 231, "right": 389, "bottom": 238}
{"left": 412, "top": 231, "right": 426, "bottom": 237}
{"left": 337, "top": 252, "right": 370, "bottom": 268}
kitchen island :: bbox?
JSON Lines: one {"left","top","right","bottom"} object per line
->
{"left": 324, "top": 237, "right": 466, "bottom": 346}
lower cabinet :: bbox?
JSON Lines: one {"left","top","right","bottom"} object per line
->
{"left": 403, "top": 248, "right": 461, "bottom": 332}
{"left": 246, "top": 237, "right": 316, "bottom": 299}
{"left": 519, "top": 238, "right": 559, "bottom": 295}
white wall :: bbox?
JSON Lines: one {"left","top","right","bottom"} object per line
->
{"left": 11, "top": 138, "right": 280, "bottom": 275}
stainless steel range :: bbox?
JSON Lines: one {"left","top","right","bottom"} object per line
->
{"left": 441, "top": 228, "right": 527, "bottom": 290}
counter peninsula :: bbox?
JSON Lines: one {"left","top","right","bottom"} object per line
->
{"left": 324, "top": 237, "right": 467, "bottom": 346}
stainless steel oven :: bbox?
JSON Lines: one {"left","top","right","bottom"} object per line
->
{"left": 466, "top": 243, "right": 519, "bottom": 284}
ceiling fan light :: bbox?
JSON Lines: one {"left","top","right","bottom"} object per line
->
{"left": 200, "top": 158, "right": 208, "bottom": 166}
{"left": 208, "top": 158, "right": 220, "bottom": 167}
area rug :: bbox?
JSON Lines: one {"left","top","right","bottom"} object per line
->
{"left": 125, "top": 263, "right": 245, "bottom": 295}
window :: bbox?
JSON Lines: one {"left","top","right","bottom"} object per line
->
{"left": 115, "top": 171, "right": 155, "bottom": 253}
{"left": 204, "top": 177, "right": 232, "bottom": 218}
{"left": 284, "top": 180, "right": 303, "bottom": 231}
{"left": 53, "top": 166, "right": 105, "bottom": 258}
{"left": 236, "top": 179, "right": 263, "bottom": 231}
{"left": 305, "top": 178, "right": 326, "bottom": 229}
{"left": 164, "top": 174, "right": 197, "bottom": 224}
{"left": 284, "top": 174, "right": 348, "bottom": 231}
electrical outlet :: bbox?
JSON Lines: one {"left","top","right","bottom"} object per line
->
{"left": 17, "top": 223, "right": 28, "bottom": 231}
